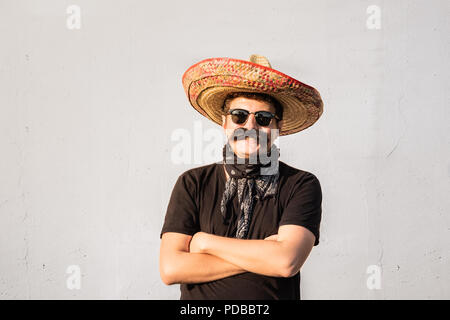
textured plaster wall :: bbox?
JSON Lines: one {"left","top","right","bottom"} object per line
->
{"left": 0, "top": 0, "right": 448, "bottom": 299}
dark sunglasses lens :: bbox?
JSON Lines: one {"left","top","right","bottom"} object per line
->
{"left": 255, "top": 112, "right": 273, "bottom": 126}
{"left": 230, "top": 110, "right": 249, "bottom": 124}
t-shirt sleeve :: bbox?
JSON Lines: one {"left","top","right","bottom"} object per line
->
{"left": 279, "top": 172, "right": 322, "bottom": 246}
{"left": 160, "top": 172, "right": 200, "bottom": 238}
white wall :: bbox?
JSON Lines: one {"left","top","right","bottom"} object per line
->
{"left": 0, "top": 0, "right": 448, "bottom": 299}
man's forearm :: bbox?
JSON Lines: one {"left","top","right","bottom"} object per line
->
{"left": 191, "top": 233, "right": 294, "bottom": 278}
{"left": 161, "top": 251, "right": 246, "bottom": 285}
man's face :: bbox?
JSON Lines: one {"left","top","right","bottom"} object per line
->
{"left": 221, "top": 96, "right": 282, "bottom": 159}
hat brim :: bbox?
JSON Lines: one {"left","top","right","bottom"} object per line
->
{"left": 182, "top": 57, "right": 323, "bottom": 136}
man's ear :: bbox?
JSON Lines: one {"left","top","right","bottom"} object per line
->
{"left": 221, "top": 115, "right": 226, "bottom": 128}
{"left": 276, "top": 119, "right": 283, "bottom": 131}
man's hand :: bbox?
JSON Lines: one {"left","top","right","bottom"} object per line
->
{"left": 189, "top": 231, "right": 208, "bottom": 253}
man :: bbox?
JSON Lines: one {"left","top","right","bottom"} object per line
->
{"left": 159, "top": 54, "right": 324, "bottom": 299}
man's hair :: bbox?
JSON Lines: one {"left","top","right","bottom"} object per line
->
{"left": 222, "top": 92, "right": 283, "bottom": 121}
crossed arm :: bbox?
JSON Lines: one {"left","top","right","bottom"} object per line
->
{"left": 159, "top": 224, "right": 316, "bottom": 285}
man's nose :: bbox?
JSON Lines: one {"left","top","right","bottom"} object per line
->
{"left": 243, "top": 114, "right": 258, "bottom": 129}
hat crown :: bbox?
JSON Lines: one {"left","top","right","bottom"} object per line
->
{"left": 249, "top": 54, "right": 272, "bottom": 68}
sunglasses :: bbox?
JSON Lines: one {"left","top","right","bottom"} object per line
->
{"left": 227, "top": 108, "right": 280, "bottom": 127}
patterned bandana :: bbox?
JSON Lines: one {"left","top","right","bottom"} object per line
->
{"left": 220, "top": 142, "right": 280, "bottom": 239}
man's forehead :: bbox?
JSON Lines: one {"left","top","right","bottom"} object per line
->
{"left": 228, "top": 97, "right": 275, "bottom": 110}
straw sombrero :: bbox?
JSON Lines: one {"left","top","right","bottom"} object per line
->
{"left": 182, "top": 54, "right": 323, "bottom": 136}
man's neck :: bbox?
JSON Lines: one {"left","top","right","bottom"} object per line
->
{"left": 223, "top": 165, "right": 229, "bottom": 180}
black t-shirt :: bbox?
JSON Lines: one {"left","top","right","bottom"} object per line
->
{"left": 160, "top": 160, "right": 322, "bottom": 300}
